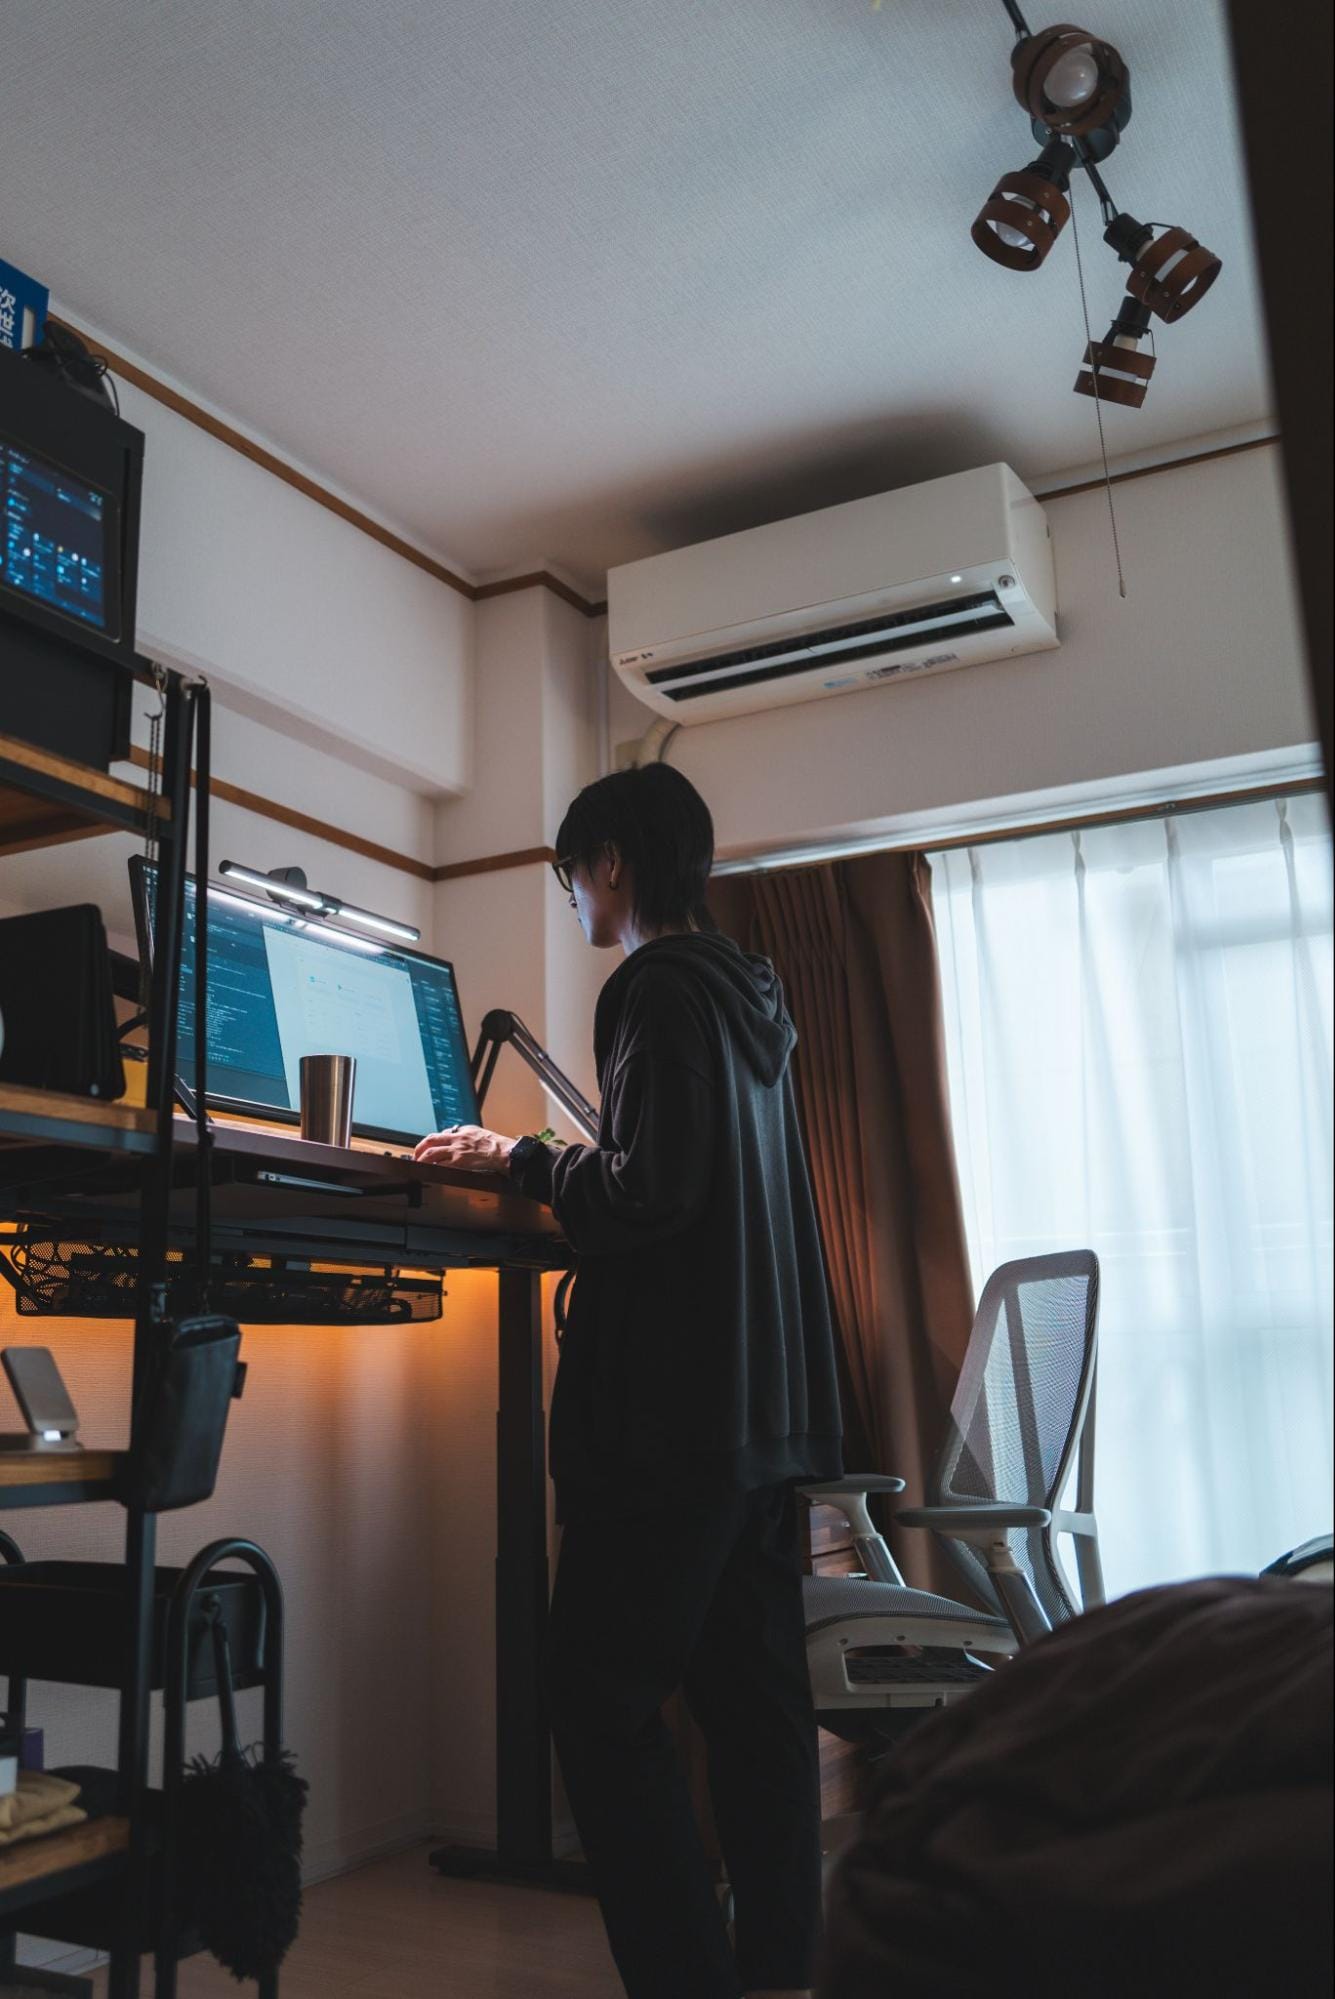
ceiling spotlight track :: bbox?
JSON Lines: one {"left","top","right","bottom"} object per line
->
{"left": 976, "top": 2, "right": 1223, "bottom": 410}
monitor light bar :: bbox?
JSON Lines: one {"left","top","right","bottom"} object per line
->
{"left": 218, "top": 860, "right": 421, "bottom": 944}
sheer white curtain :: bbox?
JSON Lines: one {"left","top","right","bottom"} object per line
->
{"left": 931, "top": 793, "right": 1333, "bottom": 1598}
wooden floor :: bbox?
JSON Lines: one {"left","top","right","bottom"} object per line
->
{"left": 87, "top": 1842, "right": 623, "bottom": 1998}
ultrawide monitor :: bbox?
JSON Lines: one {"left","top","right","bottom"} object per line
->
{"left": 130, "top": 858, "right": 480, "bottom": 1144}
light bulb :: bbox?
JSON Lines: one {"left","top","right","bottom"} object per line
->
{"left": 1045, "top": 43, "right": 1100, "bottom": 108}
{"left": 991, "top": 192, "right": 1036, "bottom": 250}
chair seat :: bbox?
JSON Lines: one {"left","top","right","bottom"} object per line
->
{"left": 803, "top": 1572, "right": 1011, "bottom": 1638}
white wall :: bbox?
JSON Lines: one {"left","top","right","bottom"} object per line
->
{"left": 117, "top": 371, "right": 475, "bottom": 795}
{"left": 610, "top": 446, "right": 1321, "bottom": 858}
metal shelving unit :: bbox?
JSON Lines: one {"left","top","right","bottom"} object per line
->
{"left": 0, "top": 658, "right": 194, "bottom": 1998}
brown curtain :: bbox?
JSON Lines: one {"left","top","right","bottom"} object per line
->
{"left": 709, "top": 850, "right": 974, "bottom": 1592}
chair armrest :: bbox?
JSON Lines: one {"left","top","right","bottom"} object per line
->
{"left": 798, "top": 1475, "right": 909, "bottom": 1585}
{"left": 896, "top": 1503, "right": 1051, "bottom": 1532}
{"left": 897, "top": 1503, "right": 1054, "bottom": 1645}
{"left": 799, "top": 1475, "right": 907, "bottom": 1497}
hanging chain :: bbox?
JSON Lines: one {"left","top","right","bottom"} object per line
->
{"left": 1069, "top": 187, "right": 1128, "bottom": 600}
{"left": 138, "top": 660, "right": 168, "bottom": 1015}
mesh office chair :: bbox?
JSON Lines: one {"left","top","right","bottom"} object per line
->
{"left": 802, "top": 1249, "right": 1103, "bottom": 1753}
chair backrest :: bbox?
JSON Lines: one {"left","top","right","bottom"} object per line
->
{"left": 929, "top": 1249, "right": 1100, "bottom": 1627}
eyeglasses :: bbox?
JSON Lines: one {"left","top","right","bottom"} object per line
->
{"left": 553, "top": 843, "right": 612, "bottom": 897}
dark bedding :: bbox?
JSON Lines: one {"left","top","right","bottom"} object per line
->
{"left": 821, "top": 1576, "right": 1333, "bottom": 1997}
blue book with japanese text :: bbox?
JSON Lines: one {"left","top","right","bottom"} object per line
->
{"left": 0, "top": 257, "right": 49, "bottom": 352}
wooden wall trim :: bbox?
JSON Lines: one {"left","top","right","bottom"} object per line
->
{"left": 55, "top": 317, "right": 605, "bottom": 618}
{"left": 434, "top": 844, "right": 556, "bottom": 882}
{"left": 474, "top": 570, "right": 607, "bottom": 619}
{"left": 1038, "top": 432, "right": 1277, "bottom": 504}
{"left": 126, "top": 745, "right": 559, "bottom": 885}
{"left": 168, "top": 766, "right": 1322, "bottom": 889}
{"left": 127, "top": 745, "right": 436, "bottom": 881}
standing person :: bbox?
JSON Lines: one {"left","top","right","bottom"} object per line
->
{"left": 415, "top": 762, "right": 843, "bottom": 1999}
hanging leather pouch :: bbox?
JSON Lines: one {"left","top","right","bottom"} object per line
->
{"left": 124, "top": 1316, "right": 245, "bottom": 1512}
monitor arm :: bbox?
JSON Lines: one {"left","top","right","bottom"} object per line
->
{"left": 470, "top": 1009, "right": 599, "bottom": 1143}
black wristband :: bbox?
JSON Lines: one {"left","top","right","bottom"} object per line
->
{"left": 508, "top": 1134, "right": 547, "bottom": 1181}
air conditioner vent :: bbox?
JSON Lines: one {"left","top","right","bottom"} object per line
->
{"left": 650, "top": 593, "right": 1013, "bottom": 704}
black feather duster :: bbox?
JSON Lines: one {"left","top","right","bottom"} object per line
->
{"left": 176, "top": 1613, "right": 309, "bottom": 1981}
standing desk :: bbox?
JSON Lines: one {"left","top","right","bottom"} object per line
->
{"left": 0, "top": 1114, "right": 580, "bottom": 1889}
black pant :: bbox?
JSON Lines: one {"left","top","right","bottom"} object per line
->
{"left": 544, "top": 1481, "right": 823, "bottom": 1999}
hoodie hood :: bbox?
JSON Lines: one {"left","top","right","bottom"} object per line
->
{"left": 594, "top": 930, "right": 796, "bottom": 1089}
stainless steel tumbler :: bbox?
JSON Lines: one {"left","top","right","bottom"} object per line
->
{"left": 299, "top": 1054, "right": 356, "bottom": 1146}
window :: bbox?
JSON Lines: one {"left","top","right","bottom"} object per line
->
{"left": 931, "top": 793, "right": 1333, "bottom": 1598}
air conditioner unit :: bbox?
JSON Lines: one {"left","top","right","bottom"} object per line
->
{"left": 608, "top": 462, "right": 1057, "bottom": 724}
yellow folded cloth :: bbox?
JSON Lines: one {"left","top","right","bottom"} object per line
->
{"left": 0, "top": 1802, "right": 88, "bottom": 1847}
{"left": 0, "top": 1771, "right": 81, "bottom": 1834}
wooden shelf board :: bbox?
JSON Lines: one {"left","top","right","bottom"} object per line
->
{"left": 0, "top": 1813, "right": 129, "bottom": 1901}
{"left": 0, "top": 731, "right": 169, "bottom": 821}
{"left": 0, "top": 732, "right": 169, "bottom": 857}
{"left": 0, "top": 1449, "right": 123, "bottom": 1491}
{"left": 0, "top": 1083, "right": 156, "bottom": 1155}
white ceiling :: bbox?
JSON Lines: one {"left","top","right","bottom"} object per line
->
{"left": 2, "top": 0, "right": 1271, "bottom": 594}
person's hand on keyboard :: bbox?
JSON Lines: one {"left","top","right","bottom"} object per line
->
{"left": 413, "top": 1123, "right": 518, "bottom": 1173}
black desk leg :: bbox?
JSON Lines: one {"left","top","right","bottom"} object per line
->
{"left": 494, "top": 1264, "right": 552, "bottom": 1863}
{"left": 430, "top": 1266, "right": 590, "bottom": 1893}
{"left": 108, "top": 1506, "right": 156, "bottom": 1999}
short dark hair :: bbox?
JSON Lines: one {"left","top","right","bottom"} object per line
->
{"left": 555, "top": 763, "right": 715, "bottom": 932}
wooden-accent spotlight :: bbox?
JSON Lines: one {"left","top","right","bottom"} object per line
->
{"left": 1074, "top": 294, "right": 1156, "bottom": 407}
{"left": 1124, "top": 224, "right": 1223, "bottom": 323}
{"left": 1011, "top": 22, "right": 1129, "bottom": 137}
{"left": 972, "top": 138, "right": 1075, "bottom": 270}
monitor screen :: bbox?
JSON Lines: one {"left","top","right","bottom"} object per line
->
{"left": 131, "top": 860, "right": 480, "bottom": 1143}
{"left": 2, "top": 432, "right": 112, "bottom": 634}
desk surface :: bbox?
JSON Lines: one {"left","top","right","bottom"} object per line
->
{"left": 173, "top": 1117, "right": 563, "bottom": 1233}
{"left": 0, "top": 1112, "right": 567, "bottom": 1272}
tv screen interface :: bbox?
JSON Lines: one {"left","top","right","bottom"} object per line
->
{"left": 2, "top": 432, "right": 111, "bottom": 634}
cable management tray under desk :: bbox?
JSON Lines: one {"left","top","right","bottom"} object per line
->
{"left": 0, "top": 1229, "right": 446, "bottom": 1325}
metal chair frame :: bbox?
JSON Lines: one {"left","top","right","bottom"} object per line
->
{"left": 801, "top": 1251, "right": 1104, "bottom": 1733}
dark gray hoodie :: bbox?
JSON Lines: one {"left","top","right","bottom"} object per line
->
{"left": 511, "top": 930, "right": 844, "bottom": 1515}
